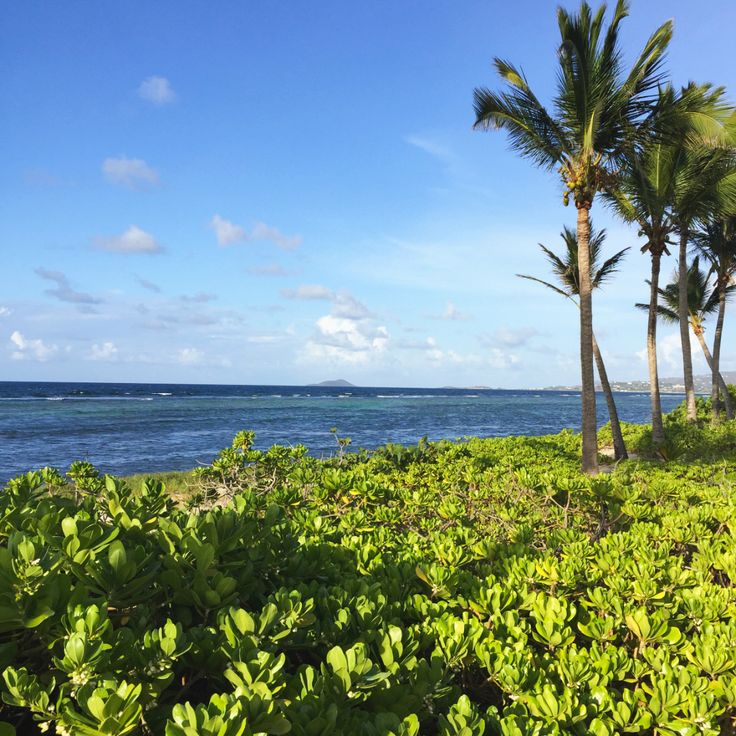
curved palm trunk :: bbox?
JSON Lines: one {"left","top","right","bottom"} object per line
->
{"left": 577, "top": 207, "right": 598, "bottom": 475}
{"left": 648, "top": 251, "right": 666, "bottom": 446}
{"left": 678, "top": 228, "right": 697, "bottom": 422}
{"left": 693, "top": 326, "right": 732, "bottom": 416}
{"left": 711, "top": 282, "right": 733, "bottom": 420}
{"left": 592, "top": 333, "right": 628, "bottom": 460}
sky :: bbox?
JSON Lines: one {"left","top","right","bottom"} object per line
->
{"left": 2, "top": 0, "right": 736, "bottom": 388}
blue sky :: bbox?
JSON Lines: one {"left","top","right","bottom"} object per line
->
{"left": 2, "top": 0, "right": 735, "bottom": 387}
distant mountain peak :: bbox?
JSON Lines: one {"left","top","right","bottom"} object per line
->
{"left": 308, "top": 379, "right": 356, "bottom": 387}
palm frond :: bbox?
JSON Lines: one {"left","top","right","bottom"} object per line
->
{"left": 673, "top": 83, "right": 734, "bottom": 148}
{"left": 703, "top": 285, "right": 721, "bottom": 316}
{"left": 516, "top": 274, "right": 575, "bottom": 301}
{"left": 601, "top": 17, "right": 672, "bottom": 155}
{"left": 474, "top": 0, "right": 673, "bottom": 191}
{"left": 634, "top": 301, "right": 679, "bottom": 322}
{"left": 532, "top": 220, "right": 625, "bottom": 297}
{"left": 593, "top": 247, "right": 630, "bottom": 288}
{"left": 619, "top": 20, "right": 673, "bottom": 113}
{"left": 673, "top": 144, "right": 736, "bottom": 227}
{"left": 472, "top": 84, "right": 564, "bottom": 169}
{"left": 587, "top": 225, "right": 608, "bottom": 273}
{"left": 538, "top": 243, "right": 572, "bottom": 283}
{"left": 656, "top": 256, "right": 719, "bottom": 321}
{"left": 692, "top": 217, "right": 736, "bottom": 281}
{"left": 601, "top": 1, "right": 630, "bottom": 63}
{"left": 602, "top": 185, "right": 639, "bottom": 225}
{"left": 605, "top": 142, "right": 673, "bottom": 233}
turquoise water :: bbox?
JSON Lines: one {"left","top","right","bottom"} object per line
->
{"left": 0, "top": 382, "right": 682, "bottom": 482}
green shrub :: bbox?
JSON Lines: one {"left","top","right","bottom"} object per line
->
{"left": 1, "top": 428, "right": 735, "bottom": 734}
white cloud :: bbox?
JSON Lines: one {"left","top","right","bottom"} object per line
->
{"left": 281, "top": 286, "right": 371, "bottom": 320}
{"left": 304, "top": 316, "right": 389, "bottom": 365}
{"left": 405, "top": 134, "right": 453, "bottom": 161}
{"left": 490, "top": 327, "right": 540, "bottom": 348}
{"left": 10, "top": 331, "right": 58, "bottom": 362}
{"left": 251, "top": 222, "right": 302, "bottom": 251}
{"left": 299, "top": 286, "right": 388, "bottom": 366}
{"left": 95, "top": 225, "right": 163, "bottom": 254}
{"left": 177, "top": 347, "right": 204, "bottom": 365}
{"left": 35, "top": 268, "right": 101, "bottom": 304}
{"left": 88, "top": 342, "right": 118, "bottom": 361}
{"left": 396, "top": 336, "right": 482, "bottom": 367}
{"left": 636, "top": 331, "right": 707, "bottom": 377}
{"left": 282, "top": 284, "right": 335, "bottom": 300}
{"left": 332, "top": 291, "right": 372, "bottom": 319}
{"left": 210, "top": 215, "right": 301, "bottom": 250}
{"left": 418, "top": 336, "right": 445, "bottom": 362}
{"left": 210, "top": 214, "right": 247, "bottom": 246}
{"left": 0, "top": 307, "right": 11, "bottom": 317}
{"left": 138, "top": 76, "right": 176, "bottom": 105}
{"left": 122, "top": 347, "right": 231, "bottom": 369}
{"left": 488, "top": 348, "right": 520, "bottom": 369}
{"left": 395, "top": 336, "right": 437, "bottom": 351}
{"left": 246, "top": 335, "right": 286, "bottom": 344}
{"left": 658, "top": 333, "right": 682, "bottom": 374}
{"left": 398, "top": 333, "right": 515, "bottom": 369}
{"left": 428, "top": 301, "right": 471, "bottom": 321}
{"left": 103, "top": 156, "right": 159, "bottom": 189}
{"left": 444, "top": 302, "right": 470, "bottom": 321}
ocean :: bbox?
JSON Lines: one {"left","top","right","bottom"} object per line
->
{"left": 0, "top": 381, "right": 683, "bottom": 483}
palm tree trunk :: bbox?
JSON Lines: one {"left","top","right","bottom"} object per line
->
{"left": 678, "top": 227, "right": 697, "bottom": 422}
{"left": 648, "top": 250, "right": 666, "bottom": 446}
{"left": 711, "top": 281, "right": 733, "bottom": 420}
{"left": 577, "top": 206, "right": 599, "bottom": 475}
{"left": 693, "top": 327, "right": 732, "bottom": 415}
{"left": 592, "top": 333, "right": 628, "bottom": 460}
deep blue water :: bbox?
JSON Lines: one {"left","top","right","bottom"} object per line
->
{"left": 0, "top": 382, "right": 683, "bottom": 483}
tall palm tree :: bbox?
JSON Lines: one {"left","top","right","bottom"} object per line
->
{"left": 669, "top": 100, "right": 736, "bottom": 423}
{"left": 636, "top": 257, "right": 736, "bottom": 416}
{"left": 606, "top": 85, "right": 735, "bottom": 445}
{"left": 473, "top": 0, "right": 672, "bottom": 474}
{"left": 692, "top": 217, "right": 736, "bottom": 418}
{"left": 604, "top": 115, "right": 675, "bottom": 446}
{"left": 518, "top": 224, "right": 629, "bottom": 460}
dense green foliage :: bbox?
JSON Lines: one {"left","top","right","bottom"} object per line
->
{"left": 2, "top": 425, "right": 736, "bottom": 735}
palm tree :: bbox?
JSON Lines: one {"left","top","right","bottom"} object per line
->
{"left": 692, "top": 217, "right": 736, "bottom": 418}
{"left": 518, "top": 224, "right": 629, "bottom": 460}
{"left": 668, "top": 99, "right": 736, "bottom": 423}
{"left": 604, "top": 110, "right": 675, "bottom": 446}
{"left": 473, "top": 0, "right": 672, "bottom": 474}
{"left": 636, "top": 258, "right": 735, "bottom": 415}
{"left": 605, "top": 85, "right": 735, "bottom": 445}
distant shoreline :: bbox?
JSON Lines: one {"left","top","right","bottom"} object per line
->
{"left": 538, "top": 387, "right": 704, "bottom": 395}
{"left": 538, "top": 387, "right": 690, "bottom": 394}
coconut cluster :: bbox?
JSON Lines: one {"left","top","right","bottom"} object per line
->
{"left": 559, "top": 154, "right": 611, "bottom": 208}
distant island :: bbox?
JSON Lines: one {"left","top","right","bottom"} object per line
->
{"left": 540, "top": 371, "right": 736, "bottom": 393}
{"left": 307, "top": 379, "right": 356, "bottom": 387}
